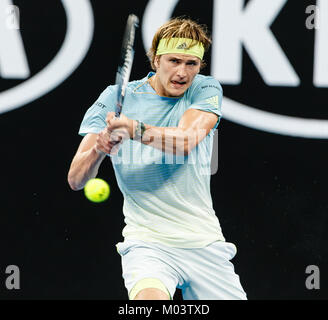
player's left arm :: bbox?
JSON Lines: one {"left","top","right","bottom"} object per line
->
{"left": 106, "top": 109, "right": 218, "bottom": 155}
{"left": 142, "top": 109, "right": 218, "bottom": 155}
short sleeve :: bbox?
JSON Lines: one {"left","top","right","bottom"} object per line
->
{"left": 78, "top": 86, "right": 117, "bottom": 136}
{"left": 188, "top": 77, "right": 223, "bottom": 130}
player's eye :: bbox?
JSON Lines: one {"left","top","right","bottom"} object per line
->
{"left": 170, "top": 59, "right": 179, "bottom": 63}
{"left": 187, "top": 61, "right": 197, "bottom": 66}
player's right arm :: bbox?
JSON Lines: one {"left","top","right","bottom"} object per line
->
{"left": 67, "top": 128, "right": 121, "bottom": 191}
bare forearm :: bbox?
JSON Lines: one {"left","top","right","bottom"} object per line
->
{"left": 106, "top": 110, "right": 213, "bottom": 156}
{"left": 141, "top": 125, "right": 201, "bottom": 155}
{"left": 68, "top": 147, "right": 106, "bottom": 191}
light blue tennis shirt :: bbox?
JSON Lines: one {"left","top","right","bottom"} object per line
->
{"left": 79, "top": 72, "right": 225, "bottom": 248}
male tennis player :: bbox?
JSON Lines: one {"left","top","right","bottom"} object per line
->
{"left": 68, "top": 17, "right": 247, "bottom": 300}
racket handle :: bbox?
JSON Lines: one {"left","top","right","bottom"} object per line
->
{"left": 115, "top": 102, "right": 122, "bottom": 118}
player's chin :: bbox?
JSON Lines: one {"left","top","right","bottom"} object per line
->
{"left": 168, "top": 85, "right": 188, "bottom": 97}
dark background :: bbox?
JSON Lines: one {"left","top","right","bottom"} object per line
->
{"left": 0, "top": 0, "right": 327, "bottom": 300}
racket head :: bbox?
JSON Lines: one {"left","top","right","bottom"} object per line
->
{"left": 115, "top": 14, "right": 139, "bottom": 117}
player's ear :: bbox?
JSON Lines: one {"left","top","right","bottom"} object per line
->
{"left": 154, "top": 55, "right": 160, "bottom": 69}
{"left": 197, "top": 59, "right": 201, "bottom": 73}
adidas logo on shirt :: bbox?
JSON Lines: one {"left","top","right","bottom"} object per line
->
{"left": 206, "top": 96, "right": 219, "bottom": 108}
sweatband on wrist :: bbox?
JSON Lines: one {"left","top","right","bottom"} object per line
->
{"left": 131, "top": 120, "right": 146, "bottom": 141}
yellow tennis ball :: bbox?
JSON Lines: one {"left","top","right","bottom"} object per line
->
{"left": 84, "top": 178, "right": 110, "bottom": 203}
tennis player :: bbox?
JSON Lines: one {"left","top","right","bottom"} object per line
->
{"left": 68, "top": 17, "right": 247, "bottom": 300}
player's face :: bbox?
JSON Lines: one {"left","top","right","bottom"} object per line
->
{"left": 153, "top": 54, "right": 201, "bottom": 97}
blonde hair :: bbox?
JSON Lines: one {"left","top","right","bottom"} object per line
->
{"left": 147, "top": 17, "right": 211, "bottom": 70}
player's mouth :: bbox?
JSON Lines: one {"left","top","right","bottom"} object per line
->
{"left": 171, "top": 80, "right": 187, "bottom": 89}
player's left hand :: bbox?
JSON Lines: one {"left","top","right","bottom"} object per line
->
{"left": 106, "top": 112, "right": 135, "bottom": 142}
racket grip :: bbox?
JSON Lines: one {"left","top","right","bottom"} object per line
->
{"left": 115, "top": 103, "right": 122, "bottom": 118}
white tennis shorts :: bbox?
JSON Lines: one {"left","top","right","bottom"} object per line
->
{"left": 116, "top": 239, "right": 247, "bottom": 300}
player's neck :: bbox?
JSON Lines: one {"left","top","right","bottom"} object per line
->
{"left": 148, "top": 74, "right": 156, "bottom": 91}
{"left": 149, "top": 74, "right": 163, "bottom": 96}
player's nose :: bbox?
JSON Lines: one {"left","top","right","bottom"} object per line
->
{"left": 176, "top": 64, "right": 187, "bottom": 78}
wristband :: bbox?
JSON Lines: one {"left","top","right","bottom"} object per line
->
{"left": 132, "top": 120, "right": 146, "bottom": 141}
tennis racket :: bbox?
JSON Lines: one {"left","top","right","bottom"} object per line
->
{"left": 115, "top": 14, "right": 139, "bottom": 118}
